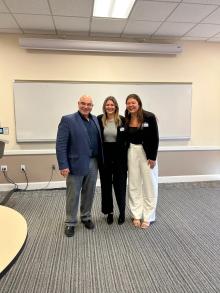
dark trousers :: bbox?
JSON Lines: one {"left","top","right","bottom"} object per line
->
{"left": 99, "top": 142, "right": 127, "bottom": 216}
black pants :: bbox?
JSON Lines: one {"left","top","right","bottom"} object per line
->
{"left": 99, "top": 142, "right": 127, "bottom": 216}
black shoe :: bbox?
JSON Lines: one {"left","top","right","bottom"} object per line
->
{"left": 82, "top": 220, "right": 95, "bottom": 230}
{"left": 118, "top": 215, "right": 125, "bottom": 225}
{"left": 64, "top": 226, "right": 75, "bottom": 237}
{"left": 107, "top": 213, "right": 114, "bottom": 225}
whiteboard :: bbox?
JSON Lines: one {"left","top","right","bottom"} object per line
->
{"left": 13, "top": 81, "right": 192, "bottom": 142}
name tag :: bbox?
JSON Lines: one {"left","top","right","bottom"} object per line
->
{"left": 119, "top": 127, "right": 125, "bottom": 131}
{"left": 143, "top": 122, "right": 149, "bottom": 127}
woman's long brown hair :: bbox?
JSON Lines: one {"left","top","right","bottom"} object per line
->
{"left": 125, "top": 94, "right": 144, "bottom": 126}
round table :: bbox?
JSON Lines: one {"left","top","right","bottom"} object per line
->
{"left": 0, "top": 205, "right": 27, "bottom": 276}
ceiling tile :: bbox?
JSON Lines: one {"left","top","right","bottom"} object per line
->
{"left": 0, "top": 13, "right": 19, "bottom": 28}
{"left": 211, "top": 31, "right": 220, "bottom": 37}
{"left": 145, "top": 0, "right": 181, "bottom": 2}
{"left": 130, "top": 1, "right": 178, "bottom": 21}
{"left": 0, "top": 0, "right": 9, "bottom": 12}
{"left": 49, "top": 0, "right": 93, "bottom": 17}
{"left": 185, "top": 23, "right": 220, "bottom": 37}
{"left": 0, "top": 28, "right": 22, "bottom": 33}
{"left": 91, "top": 18, "right": 126, "bottom": 34}
{"left": 208, "top": 35, "right": 220, "bottom": 41}
{"left": 0, "top": 0, "right": 220, "bottom": 43}
{"left": 202, "top": 7, "right": 220, "bottom": 24}
{"left": 183, "top": 0, "right": 220, "bottom": 4}
{"left": 167, "top": 3, "right": 217, "bottom": 22}
{"left": 154, "top": 22, "right": 195, "bottom": 37}
{"left": 123, "top": 20, "right": 161, "bottom": 36}
{"left": 209, "top": 38, "right": 220, "bottom": 42}
{"left": 4, "top": 0, "right": 50, "bottom": 14}
{"left": 152, "top": 35, "right": 179, "bottom": 41}
{"left": 14, "top": 14, "right": 55, "bottom": 33}
{"left": 54, "top": 16, "right": 90, "bottom": 33}
{"left": 209, "top": 31, "right": 220, "bottom": 43}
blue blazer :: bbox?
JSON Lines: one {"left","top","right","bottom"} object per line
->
{"left": 56, "top": 112, "right": 102, "bottom": 176}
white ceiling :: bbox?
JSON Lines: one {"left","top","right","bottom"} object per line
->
{"left": 1, "top": 0, "right": 220, "bottom": 42}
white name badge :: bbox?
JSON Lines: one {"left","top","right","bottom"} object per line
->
{"left": 120, "top": 127, "right": 125, "bottom": 131}
{"left": 143, "top": 122, "right": 149, "bottom": 127}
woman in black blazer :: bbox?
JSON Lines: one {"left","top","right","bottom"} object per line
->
{"left": 125, "top": 94, "right": 159, "bottom": 229}
{"left": 97, "top": 96, "right": 127, "bottom": 225}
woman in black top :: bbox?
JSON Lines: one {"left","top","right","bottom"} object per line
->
{"left": 125, "top": 94, "right": 159, "bottom": 229}
{"left": 98, "top": 96, "right": 127, "bottom": 225}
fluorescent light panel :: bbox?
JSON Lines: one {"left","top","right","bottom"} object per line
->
{"left": 93, "top": 0, "right": 136, "bottom": 18}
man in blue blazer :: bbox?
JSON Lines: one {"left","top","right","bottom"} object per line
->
{"left": 56, "top": 95, "right": 102, "bottom": 237}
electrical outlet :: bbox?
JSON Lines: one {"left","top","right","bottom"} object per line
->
{"left": 1, "top": 165, "right": 7, "bottom": 171}
{"left": 21, "top": 164, "right": 26, "bottom": 171}
{"left": 52, "top": 164, "right": 56, "bottom": 170}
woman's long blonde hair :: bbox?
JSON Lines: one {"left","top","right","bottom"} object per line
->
{"left": 101, "top": 96, "right": 121, "bottom": 127}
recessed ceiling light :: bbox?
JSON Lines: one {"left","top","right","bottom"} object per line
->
{"left": 93, "top": 0, "right": 136, "bottom": 18}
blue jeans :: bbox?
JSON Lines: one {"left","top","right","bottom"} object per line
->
{"left": 65, "top": 158, "right": 98, "bottom": 226}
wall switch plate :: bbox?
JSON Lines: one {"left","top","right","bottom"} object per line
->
{"left": 3, "top": 127, "right": 9, "bottom": 135}
{"left": 0, "top": 127, "right": 9, "bottom": 135}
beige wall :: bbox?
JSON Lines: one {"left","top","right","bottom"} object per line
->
{"left": 0, "top": 34, "right": 220, "bottom": 184}
{"left": 0, "top": 151, "right": 220, "bottom": 185}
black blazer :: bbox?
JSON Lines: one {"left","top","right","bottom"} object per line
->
{"left": 97, "top": 114, "right": 127, "bottom": 161}
{"left": 126, "top": 110, "right": 159, "bottom": 161}
{"left": 141, "top": 110, "right": 159, "bottom": 161}
{"left": 97, "top": 115, "right": 126, "bottom": 142}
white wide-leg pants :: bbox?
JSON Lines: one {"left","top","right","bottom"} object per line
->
{"left": 128, "top": 143, "right": 158, "bottom": 222}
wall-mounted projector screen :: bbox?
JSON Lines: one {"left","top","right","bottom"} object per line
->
{"left": 13, "top": 81, "right": 192, "bottom": 142}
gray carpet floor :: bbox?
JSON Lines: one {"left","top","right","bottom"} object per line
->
{"left": 0, "top": 182, "right": 220, "bottom": 293}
